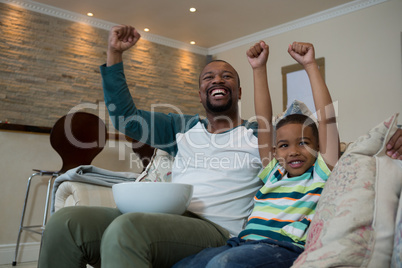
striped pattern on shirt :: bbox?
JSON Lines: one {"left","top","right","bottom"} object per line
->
{"left": 238, "top": 154, "right": 330, "bottom": 247}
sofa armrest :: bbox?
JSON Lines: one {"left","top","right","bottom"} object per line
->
{"left": 54, "top": 148, "right": 175, "bottom": 212}
{"left": 54, "top": 181, "right": 116, "bottom": 212}
{"left": 391, "top": 188, "right": 402, "bottom": 267}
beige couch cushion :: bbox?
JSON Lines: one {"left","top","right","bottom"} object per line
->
{"left": 392, "top": 190, "right": 402, "bottom": 266}
{"left": 136, "top": 148, "right": 174, "bottom": 182}
{"left": 292, "top": 113, "right": 402, "bottom": 267}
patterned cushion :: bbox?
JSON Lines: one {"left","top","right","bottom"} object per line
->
{"left": 138, "top": 149, "right": 174, "bottom": 182}
{"left": 292, "top": 113, "right": 402, "bottom": 267}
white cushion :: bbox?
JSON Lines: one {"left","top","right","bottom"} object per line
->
{"left": 392, "top": 188, "right": 402, "bottom": 266}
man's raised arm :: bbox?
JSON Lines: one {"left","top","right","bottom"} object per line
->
{"left": 107, "top": 25, "right": 141, "bottom": 66}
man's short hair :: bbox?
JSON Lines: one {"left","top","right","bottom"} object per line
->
{"left": 200, "top": 60, "right": 240, "bottom": 87}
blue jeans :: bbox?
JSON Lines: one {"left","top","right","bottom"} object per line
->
{"left": 173, "top": 237, "right": 304, "bottom": 268}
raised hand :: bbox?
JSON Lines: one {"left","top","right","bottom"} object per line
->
{"left": 109, "top": 25, "right": 141, "bottom": 53}
{"left": 247, "top": 41, "right": 269, "bottom": 70}
{"left": 287, "top": 42, "right": 316, "bottom": 68}
{"left": 107, "top": 25, "right": 141, "bottom": 66}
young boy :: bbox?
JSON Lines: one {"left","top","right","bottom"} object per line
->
{"left": 173, "top": 41, "right": 340, "bottom": 267}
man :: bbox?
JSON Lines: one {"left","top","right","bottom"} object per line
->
{"left": 38, "top": 25, "right": 263, "bottom": 268}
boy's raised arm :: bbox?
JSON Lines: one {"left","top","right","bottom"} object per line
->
{"left": 288, "top": 42, "right": 340, "bottom": 170}
{"left": 247, "top": 41, "right": 274, "bottom": 167}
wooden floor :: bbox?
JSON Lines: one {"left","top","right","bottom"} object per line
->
{"left": 0, "top": 261, "right": 95, "bottom": 267}
{"left": 0, "top": 262, "right": 37, "bottom": 268}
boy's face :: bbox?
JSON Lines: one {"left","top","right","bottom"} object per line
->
{"left": 274, "top": 123, "right": 319, "bottom": 177}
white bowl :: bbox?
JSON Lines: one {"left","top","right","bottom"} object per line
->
{"left": 112, "top": 182, "right": 193, "bottom": 214}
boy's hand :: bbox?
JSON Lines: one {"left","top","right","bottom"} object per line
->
{"left": 247, "top": 41, "right": 269, "bottom": 69}
{"left": 288, "top": 42, "right": 316, "bottom": 68}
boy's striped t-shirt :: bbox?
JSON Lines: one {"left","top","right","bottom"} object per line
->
{"left": 238, "top": 154, "right": 330, "bottom": 247}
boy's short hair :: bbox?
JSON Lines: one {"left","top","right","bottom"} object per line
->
{"left": 275, "top": 114, "right": 319, "bottom": 142}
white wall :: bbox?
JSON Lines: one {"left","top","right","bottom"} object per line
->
{"left": 213, "top": 0, "right": 402, "bottom": 142}
{"left": 0, "top": 130, "right": 142, "bottom": 264}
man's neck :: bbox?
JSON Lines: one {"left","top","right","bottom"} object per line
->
{"left": 205, "top": 113, "right": 243, "bottom": 134}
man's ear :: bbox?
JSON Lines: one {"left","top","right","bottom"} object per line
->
{"left": 238, "top": 87, "right": 242, "bottom": 100}
{"left": 199, "top": 91, "right": 202, "bottom": 102}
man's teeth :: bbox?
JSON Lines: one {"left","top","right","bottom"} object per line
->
{"left": 212, "top": 89, "right": 225, "bottom": 96}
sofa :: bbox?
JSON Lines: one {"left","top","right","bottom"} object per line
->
{"left": 53, "top": 148, "right": 174, "bottom": 211}
{"left": 54, "top": 114, "right": 402, "bottom": 267}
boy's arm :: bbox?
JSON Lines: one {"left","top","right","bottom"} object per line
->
{"left": 247, "top": 41, "right": 274, "bottom": 167}
{"left": 288, "top": 42, "right": 340, "bottom": 170}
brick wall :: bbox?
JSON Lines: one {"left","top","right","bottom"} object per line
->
{"left": 0, "top": 3, "right": 207, "bottom": 129}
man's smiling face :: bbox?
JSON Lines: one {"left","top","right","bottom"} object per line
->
{"left": 199, "top": 60, "right": 241, "bottom": 114}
